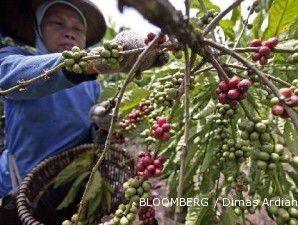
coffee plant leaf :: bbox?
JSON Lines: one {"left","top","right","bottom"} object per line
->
{"left": 102, "top": 25, "right": 117, "bottom": 41}
{"left": 86, "top": 181, "right": 112, "bottom": 219}
{"left": 53, "top": 151, "right": 94, "bottom": 189}
{"left": 185, "top": 196, "right": 215, "bottom": 225}
{"left": 56, "top": 171, "right": 89, "bottom": 210}
{"left": 284, "top": 120, "right": 298, "bottom": 155}
{"left": 231, "top": 6, "right": 241, "bottom": 24}
{"left": 251, "top": 12, "right": 264, "bottom": 39}
{"left": 220, "top": 207, "right": 241, "bottom": 225}
{"left": 120, "top": 83, "right": 149, "bottom": 114}
{"left": 263, "top": 0, "right": 298, "bottom": 40}
{"left": 100, "top": 82, "right": 119, "bottom": 101}
{"left": 191, "top": 0, "right": 220, "bottom": 12}
{"left": 220, "top": 20, "right": 236, "bottom": 41}
{"left": 85, "top": 171, "right": 103, "bottom": 201}
{"left": 288, "top": 20, "right": 298, "bottom": 39}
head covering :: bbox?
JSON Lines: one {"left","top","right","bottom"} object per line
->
{"left": 35, "top": 0, "right": 88, "bottom": 39}
{"left": 0, "top": 0, "right": 106, "bottom": 47}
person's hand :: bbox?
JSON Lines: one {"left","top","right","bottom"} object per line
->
{"left": 89, "top": 101, "right": 113, "bottom": 131}
{"left": 89, "top": 30, "right": 169, "bottom": 74}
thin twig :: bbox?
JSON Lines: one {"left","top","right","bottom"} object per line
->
{"left": 202, "top": 0, "right": 244, "bottom": 36}
{"left": 205, "top": 40, "right": 298, "bottom": 129}
{"left": 174, "top": 45, "right": 191, "bottom": 225}
{"left": 169, "top": 59, "right": 206, "bottom": 121}
{"left": 233, "top": 47, "right": 298, "bottom": 54}
{"left": 75, "top": 33, "right": 163, "bottom": 224}
{"left": 198, "top": 0, "right": 216, "bottom": 41}
{"left": 226, "top": 0, "right": 255, "bottom": 63}
{"left": 206, "top": 53, "right": 230, "bottom": 81}
{"left": 0, "top": 63, "right": 65, "bottom": 96}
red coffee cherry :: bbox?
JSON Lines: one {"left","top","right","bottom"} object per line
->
{"left": 249, "top": 39, "right": 262, "bottom": 47}
{"left": 258, "top": 46, "right": 271, "bottom": 56}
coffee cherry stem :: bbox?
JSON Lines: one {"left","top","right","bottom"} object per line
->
{"left": 233, "top": 47, "right": 298, "bottom": 54}
{"left": 226, "top": 0, "right": 255, "bottom": 64}
{"left": 273, "top": 172, "right": 283, "bottom": 196}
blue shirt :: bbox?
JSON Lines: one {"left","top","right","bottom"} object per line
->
{"left": 0, "top": 46, "right": 100, "bottom": 197}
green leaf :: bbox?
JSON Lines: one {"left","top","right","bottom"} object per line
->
{"left": 86, "top": 171, "right": 103, "bottom": 201}
{"left": 263, "top": 0, "right": 298, "bottom": 40}
{"left": 201, "top": 137, "right": 220, "bottom": 173}
{"left": 85, "top": 172, "right": 113, "bottom": 219}
{"left": 56, "top": 171, "right": 89, "bottom": 210}
{"left": 220, "top": 207, "right": 241, "bottom": 225}
{"left": 185, "top": 196, "right": 214, "bottom": 225}
{"left": 119, "top": 83, "right": 149, "bottom": 114}
{"left": 53, "top": 151, "right": 93, "bottom": 189}
{"left": 102, "top": 26, "right": 117, "bottom": 41}
{"left": 251, "top": 12, "right": 264, "bottom": 39}
{"left": 284, "top": 120, "right": 298, "bottom": 155}
{"left": 219, "top": 20, "right": 235, "bottom": 41}
{"left": 231, "top": 6, "right": 241, "bottom": 24}
{"left": 101, "top": 179, "right": 113, "bottom": 212}
{"left": 191, "top": 0, "right": 220, "bottom": 12}
{"left": 287, "top": 20, "right": 298, "bottom": 39}
{"left": 100, "top": 83, "right": 119, "bottom": 101}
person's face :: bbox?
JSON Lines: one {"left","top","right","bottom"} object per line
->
{"left": 41, "top": 4, "right": 86, "bottom": 52}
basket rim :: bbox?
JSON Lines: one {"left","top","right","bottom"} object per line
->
{"left": 16, "top": 143, "right": 134, "bottom": 225}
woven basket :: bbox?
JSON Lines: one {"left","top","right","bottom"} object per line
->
{"left": 16, "top": 143, "right": 135, "bottom": 225}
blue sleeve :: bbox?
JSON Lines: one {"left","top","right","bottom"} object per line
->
{"left": 0, "top": 47, "right": 77, "bottom": 100}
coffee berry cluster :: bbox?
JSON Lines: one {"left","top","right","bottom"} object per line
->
{"left": 62, "top": 46, "right": 88, "bottom": 74}
{"left": 138, "top": 206, "right": 156, "bottom": 225}
{"left": 215, "top": 76, "right": 252, "bottom": 106}
{"left": 151, "top": 117, "right": 171, "bottom": 141}
{"left": 144, "top": 32, "right": 167, "bottom": 46}
{"left": 216, "top": 138, "right": 250, "bottom": 163}
{"left": 271, "top": 86, "right": 298, "bottom": 119}
{"left": 226, "top": 173, "right": 251, "bottom": 193}
{"left": 196, "top": 9, "right": 219, "bottom": 28}
{"left": 123, "top": 178, "right": 152, "bottom": 203}
{"left": 216, "top": 103, "right": 238, "bottom": 118}
{"left": 120, "top": 99, "right": 153, "bottom": 130}
{"left": 61, "top": 213, "right": 83, "bottom": 225}
{"left": 267, "top": 197, "right": 298, "bottom": 225}
{"left": 136, "top": 150, "right": 166, "bottom": 179}
{"left": 150, "top": 72, "right": 187, "bottom": 108}
{"left": 212, "top": 114, "right": 230, "bottom": 141}
{"left": 252, "top": 143, "right": 287, "bottom": 170}
{"left": 238, "top": 118, "right": 272, "bottom": 143}
{"left": 99, "top": 40, "right": 124, "bottom": 69}
{"left": 250, "top": 37, "right": 279, "bottom": 65}
{"left": 113, "top": 202, "right": 138, "bottom": 225}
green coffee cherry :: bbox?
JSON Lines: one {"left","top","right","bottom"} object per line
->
{"left": 112, "top": 49, "right": 120, "bottom": 58}
{"left": 119, "top": 216, "right": 129, "bottom": 225}
{"left": 101, "top": 49, "right": 111, "bottom": 58}
{"left": 72, "top": 64, "right": 83, "bottom": 74}
{"left": 62, "top": 220, "right": 72, "bottom": 225}
{"left": 103, "top": 41, "right": 112, "bottom": 50}
{"left": 73, "top": 52, "right": 81, "bottom": 60}
{"left": 64, "top": 58, "right": 75, "bottom": 67}
{"left": 62, "top": 51, "right": 73, "bottom": 59}
{"left": 71, "top": 46, "right": 80, "bottom": 53}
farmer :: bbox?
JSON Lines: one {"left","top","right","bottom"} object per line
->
{"left": 0, "top": 0, "right": 167, "bottom": 221}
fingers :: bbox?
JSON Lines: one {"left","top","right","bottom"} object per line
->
{"left": 91, "top": 114, "right": 112, "bottom": 131}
